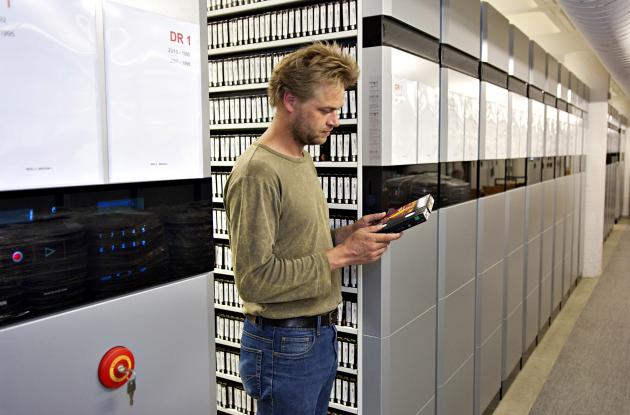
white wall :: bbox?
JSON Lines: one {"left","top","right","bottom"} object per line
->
{"left": 564, "top": 52, "right": 610, "bottom": 277}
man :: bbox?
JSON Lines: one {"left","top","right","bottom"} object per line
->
{"left": 224, "top": 42, "right": 401, "bottom": 415}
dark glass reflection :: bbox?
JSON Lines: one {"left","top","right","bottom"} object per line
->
{"left": 564, "top": 156, "right": 573, "bottom": 176}
{"left": 363, "top": 164, "right": 439, "bottom": 214}
{"left": 606, "top": 153, "right": 619, "bottom": 165}
{"left": 0, "top": 179, "right": 213, "bottom": 327}
{"left": 542, "top": 157, "right": 556, "bottom": 181}
{"left": 506, "top": 158, "right": 527, "bottom": 190}
{"left": 479, "top": 159, "right": 506, "bottom": 197}
{"left": 527, "top": 158, "right": 542, "bottom": 185}
{"left": 439, "top": 161, "right": 478, "bottom": 208}
{"left": 555, "top": 156, "right": 565, "bottom": 178}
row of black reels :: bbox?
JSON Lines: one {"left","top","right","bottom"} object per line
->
{"left": 0, "top": 203, "right": 213, "bottom": 323}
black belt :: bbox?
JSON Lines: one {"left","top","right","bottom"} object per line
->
{"left": 246, "top": 309, "right": 338, "bottom": 328}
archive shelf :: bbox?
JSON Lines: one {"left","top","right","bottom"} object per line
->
{"left": 212, "top": 197, "right": 358, "bottom": 210}
{"left": 218, "top": 366, "right": 357, "bottom": 381}
{"left": 217, "top": 372, "right": 242, "bottom": 384}
{"left": 215, "top": 303, "right": 242, "bottom": 313}
{"left": 341, "top": 286, "right": 358, "bottom": 294}
{"left": 210, "top": 161, "right": 358, "bottom": 168}
{"left": 328, "top": 402, "right": 358, "bottom": 414}
{"left": 208, "top": 0, "right": 306, "bottom": 19}
{"left": 336, "top": 366, "right": 358, "bottom": 376}
{"left": 328, "top": 203, "right": 358, "bottom": 211}
{"left": 209, "top": 2, "right": 362, "bottom": 412}
{"left": 334, "top": 325, "right": 357, "bottom": 335}
{"left": 209, "top": 82, "right": 268, "bottom": 93}
{"left": 214, "top": 301, "right": 357, "bottom": 334}
{"left": 217, "top": 405, "right": 246, "bottom": 415}
{"left": 210, "top": 118, "right": 357, "bottom": 130}
{"left": 208, "top": 30, "right": 357, "bottom": 57}
{"left": 216, "top": 338, "right": 241, "bottom": 348}
{"left": 212, "top": 201, "right": 356, "bottom": 210}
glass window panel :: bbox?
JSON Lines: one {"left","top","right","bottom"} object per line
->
{"left": 0, "top": 179, "right": 213, "bottom": 328}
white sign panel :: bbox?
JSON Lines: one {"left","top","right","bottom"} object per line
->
{"left": 104, "top": 1, "right": 202, "bottom": 183}
{"left": 391, "top": 76, "right": 417, "bottom": 165}
{"left": 0, "top": 0, "right": 103, "bottom": 191}
{"left": 442, "top": 69, "right": 479, "bottom": 162}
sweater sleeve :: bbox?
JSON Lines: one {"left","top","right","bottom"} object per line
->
{"left": 225, "top": 174, "right": 332, "bottom": 304}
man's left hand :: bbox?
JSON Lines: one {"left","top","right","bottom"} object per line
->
{"left": 334, "top": 212, "right": 387, "bottom": 245}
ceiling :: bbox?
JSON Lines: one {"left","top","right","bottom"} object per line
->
{"left": 558, "top": 0, "right": 630, "bottom": 96}
{"left": 487, "top": 0, "right": 630, "bottom": 110}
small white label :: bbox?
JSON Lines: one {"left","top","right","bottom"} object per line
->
{"left": 349, "top": 90, "right": 357, "bottom": 118}
{"left": 307, "top": 7, "right": 314, "bottom": 34}
{"left": 349, "top": 0, "right": 357, "bottom": 28}
{"left": 342, "top": 0, "right": 349, "bottom": 30}
{"left": 337, "top": 175, "right": 344, "bottom": 203}
{"left": 337, "top": 133, "right": 344, "bottom": 160}
{"left": 270, "top": 12, "right": 277, "bottom": 39}
{"left": 330, "top": 176, "right": 337, "bottom": 201}
{"left": 264, "top": 13, "right": 271, "bottom": 40}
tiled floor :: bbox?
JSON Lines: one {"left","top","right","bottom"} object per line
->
{"left": 493, "top": 218, "right": 629, "bottom": 415}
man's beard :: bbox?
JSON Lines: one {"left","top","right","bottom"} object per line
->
{"left": 291, "top": 113, "right": 326, "bottom": 146}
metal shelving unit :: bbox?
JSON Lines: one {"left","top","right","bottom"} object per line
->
{"left": 209, "top": 1, "right": 361, "bottom": 413}
{"left": 208, "top": 30, "right": 357, "bottom": 56}
{"left": 208, "top": 0, "right": 316, "bottom": 19}
{"left": 209, "top": 118, "right": 357, "bottom": 131}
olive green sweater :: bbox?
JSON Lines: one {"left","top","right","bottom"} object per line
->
{"left": 224, "top": 141, "right": 341, "bottom": 319}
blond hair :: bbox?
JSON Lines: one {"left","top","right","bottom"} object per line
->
{"left": 268, "top": 42, "right": 359, "bottom": 107}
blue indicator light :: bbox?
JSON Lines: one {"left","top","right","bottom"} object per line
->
{"left": 141, "top": 240, "right": 146, "bottom": 246}
{"left": 111, "top": 244, "right": 115, "bottom": 251}
{"left": 139, "top": 267, "right": 147, "bottom": 273}
{"left": 51, "top": 207, "right": 57, "bottom": 214}
{"left": 141, "top": 226, "right": 146, "bottom": 233}
{"left": 101, "top": 275, "right": 112, "bottom": 282}
{"left": 121, "top": 243, "right": 126, "bottom": 249}
{"left": 131, "top": 241, "right": 137, "bottom": 247}
{"left": 99, "top": 247, "right": 105, "bottom": 254}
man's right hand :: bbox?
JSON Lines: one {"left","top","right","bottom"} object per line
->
{"left": 326, "top": 224, "right": 402, "bottom": 270}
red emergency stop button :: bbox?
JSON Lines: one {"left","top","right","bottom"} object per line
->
{"left": 11, "top": 251, "right": 24, "bottom": 264}
{"left": 98, "top": 346, "right": 135, "bottom": 389}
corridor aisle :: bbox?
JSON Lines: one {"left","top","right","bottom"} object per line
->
{"left": 495, "top": 218, "right": 630, "bottom": 414}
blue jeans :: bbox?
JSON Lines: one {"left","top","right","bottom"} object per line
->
{"left": 239, "top": 317, "right": 338, "bottom": 415}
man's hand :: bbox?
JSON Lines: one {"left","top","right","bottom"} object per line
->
{"left": 334, "top": 212, "right": 388, "bottom": 245}
{"left": 327, "top": 223, "right": 402, "bottom": 270}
